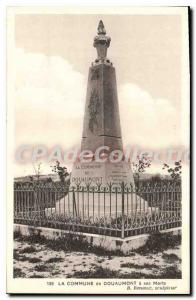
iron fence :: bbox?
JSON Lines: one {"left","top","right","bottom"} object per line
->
{"left": 14, "top": 181, "right": 181, "bottom": 238}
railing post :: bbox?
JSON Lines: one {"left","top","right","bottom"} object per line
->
{"left": 33, "top": 187, "right": 37, "bottom": 226}
{"left": 72, "top": 189, "right": 77, "bottom": 218}
{"left": 121, "top": 182, "right": 125, "bottom": 239}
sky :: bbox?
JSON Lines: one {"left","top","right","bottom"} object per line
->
{"left": 13, "top": 13, "right": 188, "bottom": 176}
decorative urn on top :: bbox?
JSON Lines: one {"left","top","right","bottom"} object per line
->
{"left": 93, "top": 20, "right": 111, "bottom": 62}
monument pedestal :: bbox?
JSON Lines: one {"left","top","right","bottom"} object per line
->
{"left": 71, "top": 161, "right": 135, "bottom": 187}
{"left": 56, "top": 162, "right": 148, "bottom": 219}
{"left": 55, "top": 191, "right": 149, "bottom": 219}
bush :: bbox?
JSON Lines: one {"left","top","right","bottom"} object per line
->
{"left": 162, "top": 253, "right": 180, "bottom": 262}
{"left": 14, "top": 232, "right": 124, "bottom": 256}
{"left": 34, "top": 264, "right": 50, "bottom": 272}
{"left": 135, "top": 233, "right": 181, "bottom": 255}
{"left": 13, "top": 268, "right": 25, "bottom": 278}
{"left": 46, "top": 257, "right": 64, "bottom": 263}
{"left": 120, "top": 263, "right": 159, "bottom": 269}
{"left": 20, "top": 246, "right": 37, "bottom": 254}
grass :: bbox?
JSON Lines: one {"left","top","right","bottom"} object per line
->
{"left": 13, "top": 230, "right": 181, "bottom": 279}
{"left": 135, "top": 233, "right": 181, "bottom": 255}
{"left": 97, "top": 258, "right": 105, "bottom": 263}
{"left": 162, "top": 253, "right": 180, "bottom": 262}
{"left": 34, "top": 264, "right": 50, "bottom": 272}
{"left": 160, "top": 266, "right": 181, "bottom": 279}
{"left": 70, "top": 265, "right": 181, "bottom": 279}
{"left": 14, "top": 230, "right": 181, "bottom": 258}
{"left": 28, "top": 257, "right": 42, "bottom": 263}
{"left": 13, "top": 250, "right": 42, "bottom": 263}
{"left": 14, "top": 231, "right": 124, "bottom": 256}
{"left": 29, "top": 274, "right": 46, "bottom": 278}
{"left": 13, "top": 250, "right": 32, "bottom": 262}
{"left": 13, "top": 263, "right": 181, "bottom": 279}
{"left": 13, "top": 268, "right": 25, "bottom": 278}
{"left": 51, "top": 271, "right": 60, "bottom": 276}
{"left": 69, "top": 266, "right": 123, "bottom": 278}
{"left": 20, "top": 246, "right": 37, "bottom": 254}
{"left": 14, "top": 231, "right": 22, "bottom": 240}
{"left": 46, "top": 257, "right": 64, "bottom": 263}
{"left": 120, "top": 262, "right": 159, "bottom": 269}
{"left": 70, "top": 266, "right": 152, "bottom": 279}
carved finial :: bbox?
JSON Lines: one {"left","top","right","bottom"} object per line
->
{"left": 93, "top": 21, "right": 111, "bottom": 62}
{"left": 98, "top": 20, "right": 106, "bottom": 35}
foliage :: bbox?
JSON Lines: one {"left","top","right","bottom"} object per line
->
{"left": 162, "top": 253, "right": 180, "bottom": 263}
{"left": 20, "top": 246, "right": 37, "bottom": 254}
{"left": 13, "top": 268, "right": 25, "bottom": 278}
{"left": 69, "top": 265, "right": 181, "bottom": 279}
{"left": 46, "top": 257, "right": 64, "bottom": 263}
{"left": 162, "top": 161, "right": 182, "bottom": 181}
{"left": 120, "top": 262, "right": 159, "bottom": 269}
{"left": 135, "top": 232, "right": 181, "bottom": 255}
{"left": 132, "top": 153, "right": 152, "bottom": 180}
{"left": 51, "top": 160, "right": 69, "bottom": 183}
{"left": 14, "top": 232, "right": 123, "bottom": 256}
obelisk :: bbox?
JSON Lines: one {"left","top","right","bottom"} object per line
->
{"left": 71, "top": 21, "right": 135, "bottom": 187}
{"left": 55, "top": 21, "right": 149, "bottom": 218}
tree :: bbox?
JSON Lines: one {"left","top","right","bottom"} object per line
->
{"left": 162, "top": 160, "right": 182, "bottom": 181}
{"left": 51, "top": 160, "right": 69, "bottom": 183}
{"left": 132, "top": 152, "right": 152, "bottom": 181}
{"left": 32, "top": 162, "right": 42, "bottom": 182}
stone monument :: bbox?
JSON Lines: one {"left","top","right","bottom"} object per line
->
{"left": 71, "top": 21, "right": 135, "bottom": 187}
{"left": 56, "top": 21, "right": 149, "bottom": 218}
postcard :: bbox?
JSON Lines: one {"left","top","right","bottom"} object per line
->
{"left": 7, "top": 6, "right": 190, "bottom": 294}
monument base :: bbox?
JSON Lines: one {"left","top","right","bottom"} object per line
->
{"left": 70, "top": 161, "right": 135, "bottom": 187}
{"left": 54, "top": 192, "right": 150, "bottom": 219}
{"left": 53, "top": 161, "right": 150, "bottom": 218}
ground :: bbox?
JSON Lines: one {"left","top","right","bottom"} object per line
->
{"left": 13, "top": 232, "right": 181, "bottom": 279}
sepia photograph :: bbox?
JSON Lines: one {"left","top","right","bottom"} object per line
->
{"left": 6, "top": 6, "right": 190, "bottom": 294}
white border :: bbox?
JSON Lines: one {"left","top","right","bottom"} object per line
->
{"left": 1, "top": 0, "right": 194, "bottom": 298}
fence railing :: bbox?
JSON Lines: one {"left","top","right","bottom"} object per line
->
{"left": 14, "top": 181, "right": 182, "bottom": 238}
